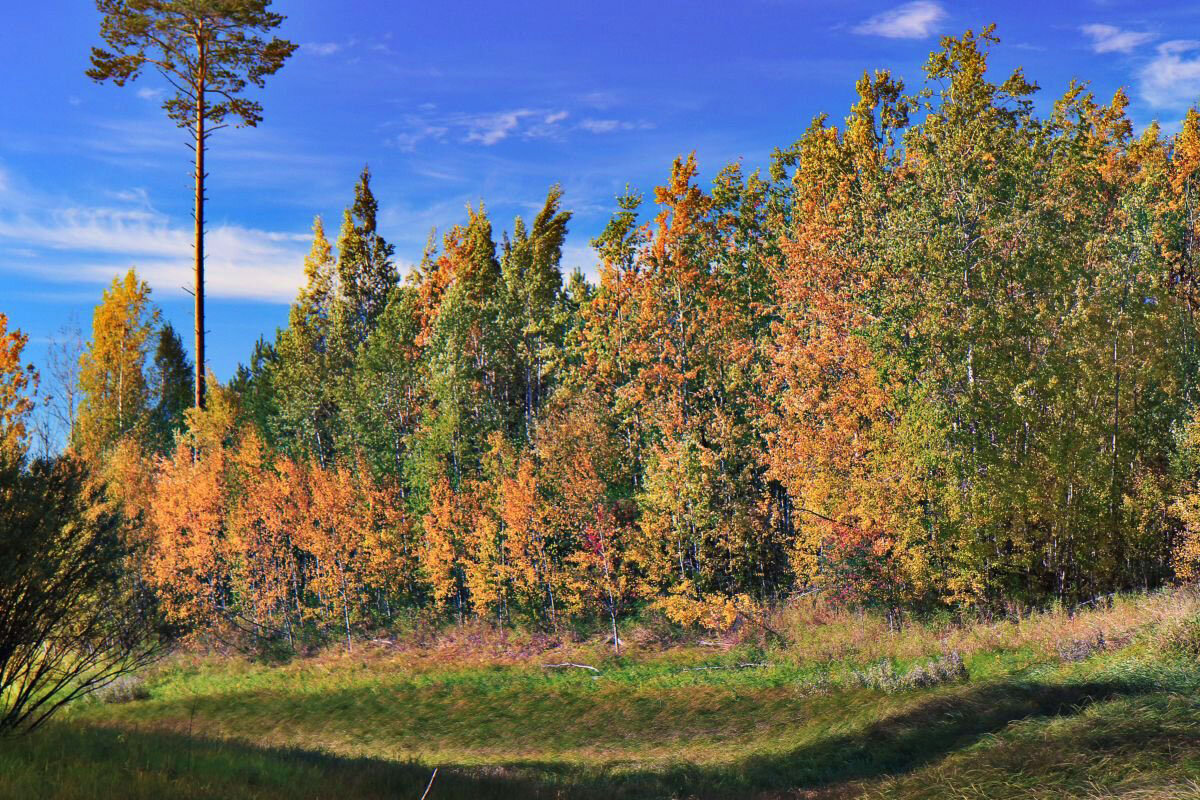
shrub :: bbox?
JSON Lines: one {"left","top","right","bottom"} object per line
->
{"left": 96, "top": 675, "right": 151, "bottom": 704}
{"left": 852, "top": 651, "right": 968, "bottom": 692}
{"left": 0, "top": 452, "right": 164, "bottom": 732}
{"left": 904, "top": 651, "right": 968, "bottom": 688}
{"left": 852, "top": 660, "right": 903, "bottom": 692}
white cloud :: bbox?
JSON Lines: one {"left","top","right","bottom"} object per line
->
{"left": 853, "top": 1, "right": 946, "bottom": 39}
{"left": 579, "top": 119, "right": 620, "bottom": 134}
{"left": 0, "top": 202, "right": 309, "bottom": 303}
{"left": 302, "top": 41, "right": 344, "bottom": 57}
{"left": 390, "top": 107, "right": 571, "bottom": 150}
{"left": 524, "top": 111, "right": 572, "bottom": 140}
{"left": 105, "top": 187, "right": 152, "bottom": 206}
{"left": 1140, "top": 40, "right": 1200, "bottom": 110}
{"left": 1081, "top": 23, "right": 1154, "bottom": 54}
{"left": 463, "top": 109, "right": 539, "bottom": 145}
{"left": 391, "top": 123, "right": 450, "bottom": 152}
{"left": 578, "top": 118, "right": 654, "bottom": 134}
{"left": 136, "top": 87, "right": 164, "bottom": 101}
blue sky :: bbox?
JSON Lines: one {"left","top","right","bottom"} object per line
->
{"left": 2, "top": 0, "right": 1199, "bottom": 389}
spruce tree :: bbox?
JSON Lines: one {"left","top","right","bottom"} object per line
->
{"left": 334, "top": 167, "right": 398, "bottom": 354}
{"left": 500, "top": 186, "right": 572, "bottom": 437}
{"left": 148, "top": 322, "right": 194, "bottom": 452}
{"left": 229, "top": 335, "right": 279, "bottom": 444}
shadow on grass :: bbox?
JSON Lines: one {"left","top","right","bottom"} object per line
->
{"left": 0, "top": 723, "right": 560, "bottom": 800}
{"left": 498, "top": 675, "right": 1168, "bottom": 798}
{"left": 4, "top": 675, "right": 1169, "bottom": 799}
{"left": 625, "top": 675, "right": 1166, "bottom": 798}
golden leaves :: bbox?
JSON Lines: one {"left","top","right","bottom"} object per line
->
{"left": 0, "top": 313, "right": 37, "bottom": 457}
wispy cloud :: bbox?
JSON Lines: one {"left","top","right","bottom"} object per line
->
{"left": 302, "top": 40, "right": 350, "bottom": 57}
{"left": 1081, "top": 23, "right": 1154, "bottom": 54}
{"left": 410, "top": 164, "right": 464, "bottom": 183}
{"left": 301, "top": 35, "right": 422, "bottom": 65}
{"left": 463, "top": 109, "right": 541, "bottom": 145}
{"left": 578, "top": 118, "right": 654, "bottom": 134}
{"left": 391, "top": 123, "right": 450, "bottom": 152}
{"left": 0, "top": 182, "right": 309, "bottom": 303}
{"left": 1141, "top": 40, "right": 1200, "bottom": 110}
{"left": 853, "top": 1, "right": 946, "bottom": 39}
{"left": 136, "top": 87, "right": 164, "bottom": 101}
{"left": 579, "top": 119, "right": 622, "bottom": 134}
{"left": 104, "top": 188, "right": 152, "bottom": 209}
{"left": 389, "top": 107, "right": 572, "bottom": 150}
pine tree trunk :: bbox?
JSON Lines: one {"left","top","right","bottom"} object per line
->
{"left": 193, "top": 42, "right": 207, "bottom": 410}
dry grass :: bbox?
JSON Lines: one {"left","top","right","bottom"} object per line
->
{"left": 163, "top": 586, "right": 1199, "bottom": 682}
{"left": 765, "top": 587, "right": 1199, "bottom": 668}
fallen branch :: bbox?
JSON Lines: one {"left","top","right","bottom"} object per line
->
{"left": 543, "top": 662, "right": 601, "bottom": 673}
{"left": 1073, "top": 592, "right": 1118, "bottom": 611}
{"left": 677, "top": 662, "right": 771, "bottom": 672}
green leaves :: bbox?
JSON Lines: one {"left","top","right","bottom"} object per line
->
{"left": 89, "top": 0, "right": 297, "bottom": 130}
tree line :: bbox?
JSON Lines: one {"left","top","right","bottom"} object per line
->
{"left": 11, "top": 28, "right": 1200, "bottom": 653}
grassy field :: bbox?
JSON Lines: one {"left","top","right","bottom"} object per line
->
{"left": 4, "top": 591, "right": 1200, "bottom": 799}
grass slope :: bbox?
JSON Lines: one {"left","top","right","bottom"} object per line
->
{"left": 4, "top": 591, "right": 1200, "bottom": 799}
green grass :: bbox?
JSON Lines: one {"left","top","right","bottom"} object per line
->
{"left": 5, "top": 593, "right": 1200, "bottom": 799}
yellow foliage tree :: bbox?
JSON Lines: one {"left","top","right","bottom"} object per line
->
{"left": 76, "top": 270, "right": 158, "bottom": 459}
{"left": 0, "top": 313, "right": 37, "bottom": 457}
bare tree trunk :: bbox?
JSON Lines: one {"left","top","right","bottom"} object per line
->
{"left": 601, "top": 541, "right": 620, "bottom": 655}
{"left": 339, "top": 566, "right": 352, "bottom": 654}
{"left": 608, "top": 595, "right": 619, "bottom": 656}
{"left": 193, "top": 44, "right": 207, "bottom": 410}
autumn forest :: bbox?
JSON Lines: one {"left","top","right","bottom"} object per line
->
{"left": 4, "top": 26, "right": 1200, "bottom": 666}
{"left": 11, "top": 4, "right": 1200, "bottom": 793}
